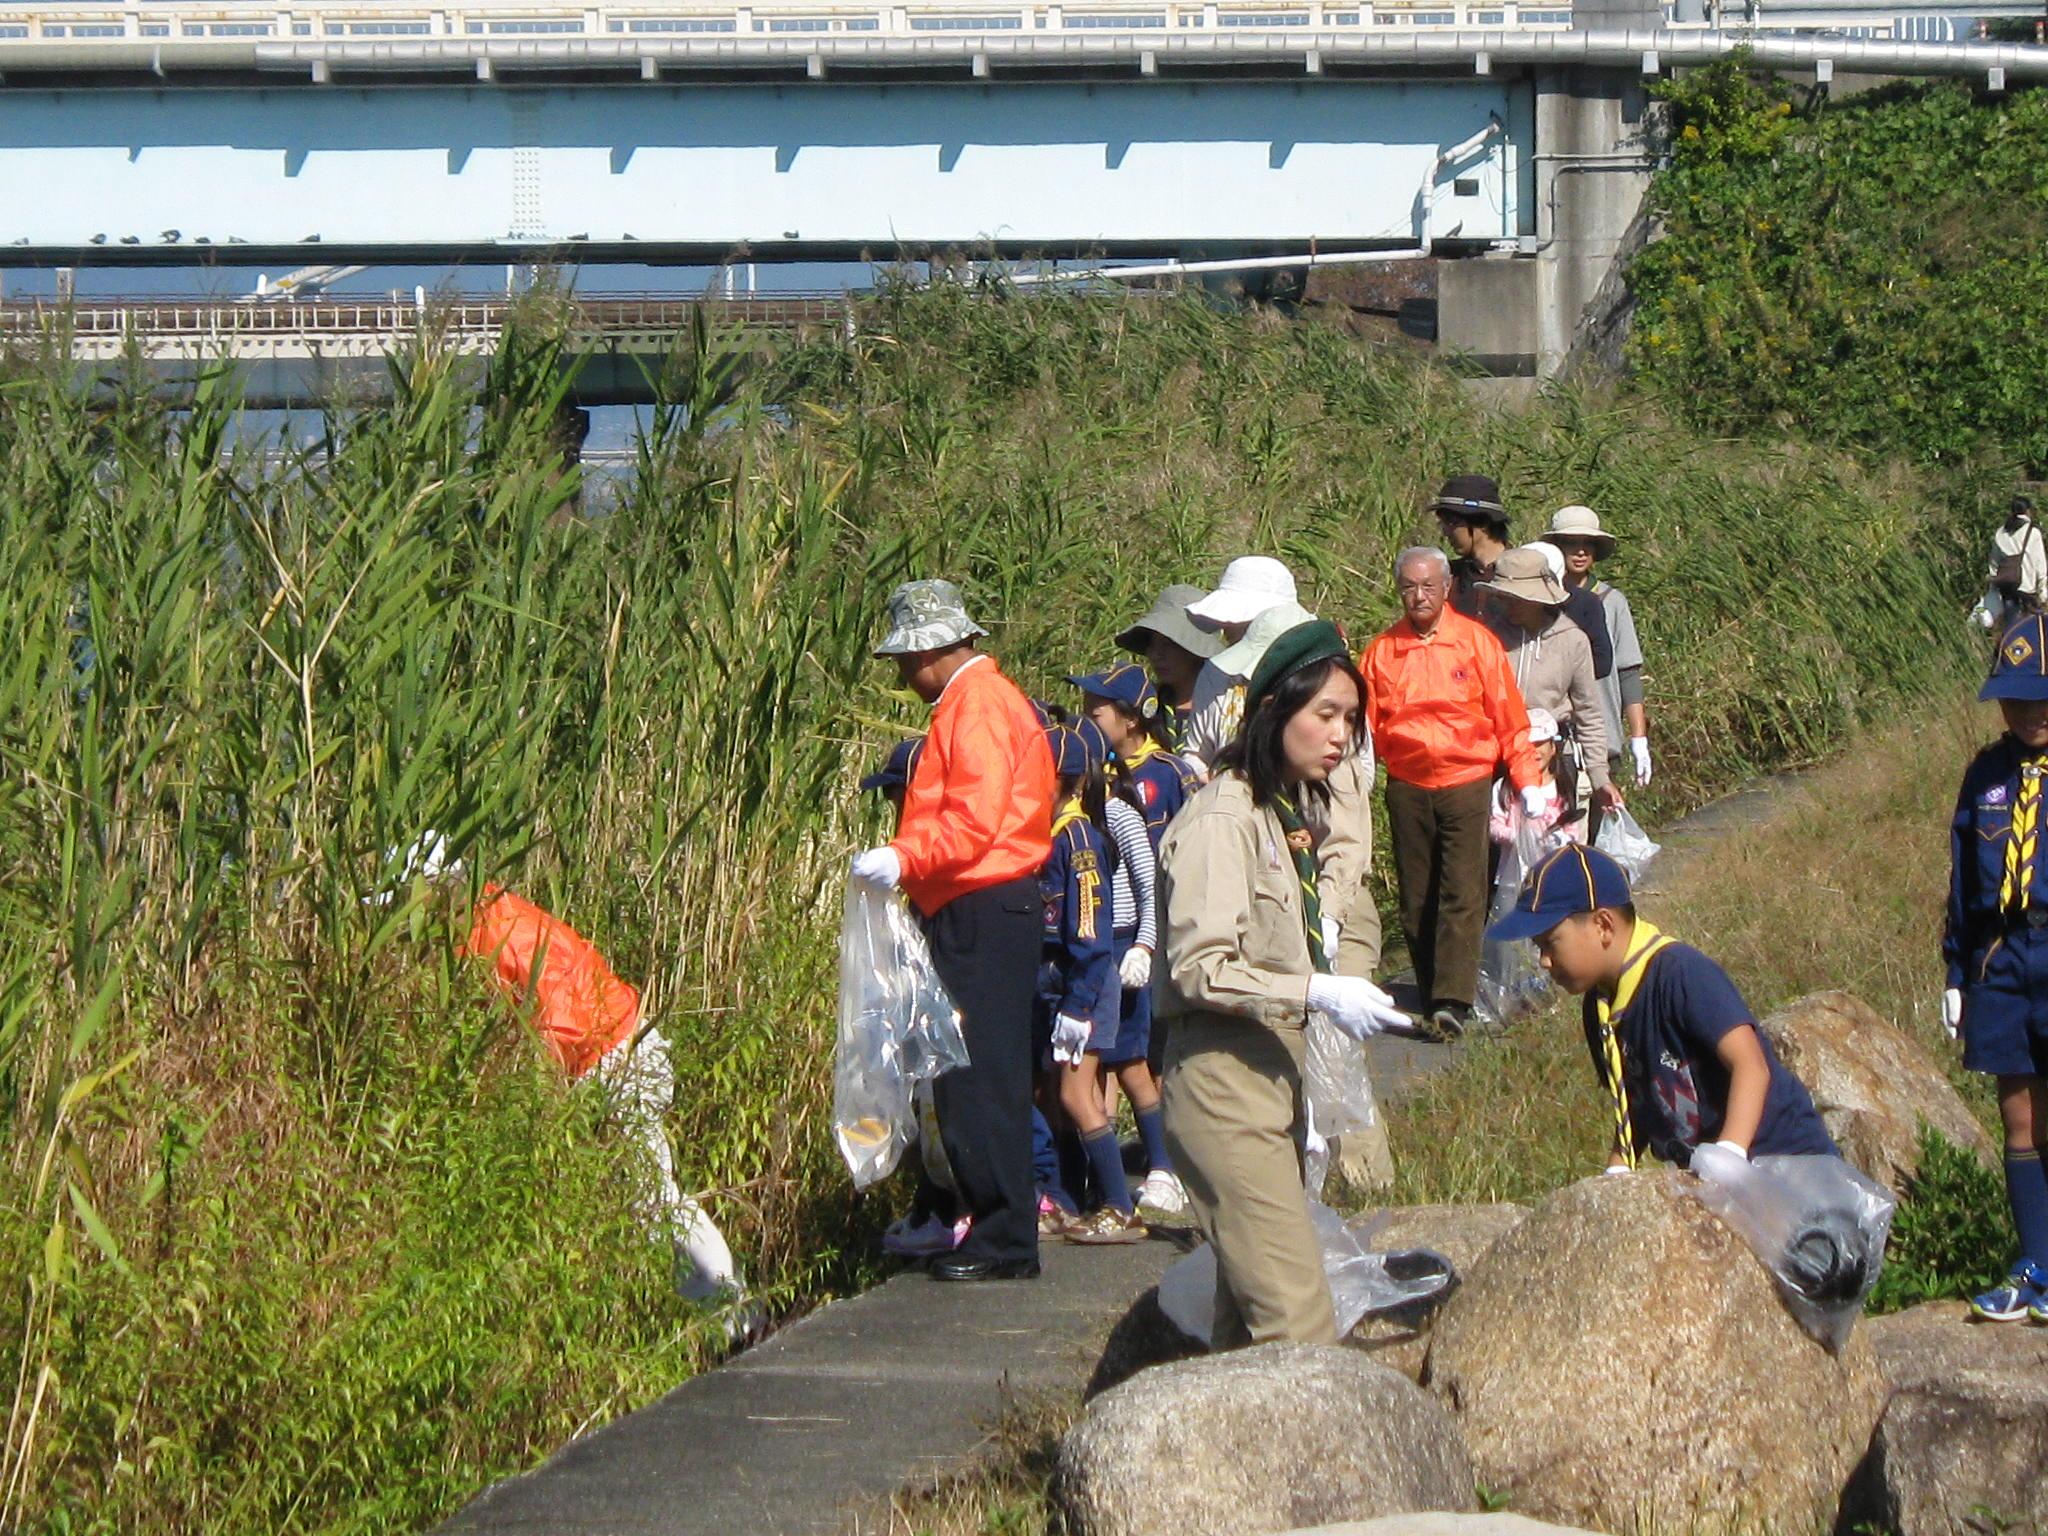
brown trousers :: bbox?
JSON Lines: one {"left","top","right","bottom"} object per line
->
{"left": 1386, "top": 774, "right": 1494, "bottom": 1009}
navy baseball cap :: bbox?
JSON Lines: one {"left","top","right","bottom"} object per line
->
{"left": 1486, "top": 844, "right": 1635, "bottom": 943}
{"left": 1981, "top": 614, "right": 2048, "bottom": 703}
{"left": 1066, "top": 662, "right": 1160, "bottom": 721}
{"left": 859, "top": 737, "right": 924, "bottom": 794}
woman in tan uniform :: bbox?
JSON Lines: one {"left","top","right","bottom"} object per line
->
{"left": 1156, "top": 618, "right": 1409, "bottom": 1346}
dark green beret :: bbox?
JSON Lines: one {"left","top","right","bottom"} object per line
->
{"left": 1246, "top": 618, "right": 1349, "bottom": 713}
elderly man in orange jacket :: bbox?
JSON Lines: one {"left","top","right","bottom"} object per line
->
{"left": 853, "top": 580, "right": 1055, "bottom": 1281}
{"left": 1362, "top": 547, "right": 1543, "bottom": 1040}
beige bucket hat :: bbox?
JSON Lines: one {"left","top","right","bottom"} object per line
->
{"left": 1478, "top": 547, "right": 1568, "bottom": 607}
{"left": 1538, "top": 504, "right": 1620, "bottom": 557}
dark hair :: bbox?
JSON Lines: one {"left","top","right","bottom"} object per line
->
{"left": 1214, "top": 654, "right": 1368, "bottom": 808}
{"left": 1057, "top": 763, "right": 1122, "bottom": 885}
{"left": 1093, "top": 696, "right": 1175, "bottom": 817}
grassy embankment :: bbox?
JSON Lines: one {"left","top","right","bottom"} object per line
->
{"left": 0, "top": 289, "right": 1990, "bottom": 1534}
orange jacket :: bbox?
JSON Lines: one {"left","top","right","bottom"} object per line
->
{"left": 890, "top": 655, "right": 1056, "bottom": 916}
{"left": 464, "top": 887, "right": 641, "bottom": 1079}
{"left": 1361, "top": 607, "right": 1540, "bottom": 793}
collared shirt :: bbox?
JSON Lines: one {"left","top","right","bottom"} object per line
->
{"left": 1944, "top": 733, "right": 2048, "bottom": 988}
{"left": 1362, "top": 607, "right": 1539, "bottom": 793}
{"left": 891, "top": 655, "right": 1056, "bottom": 916}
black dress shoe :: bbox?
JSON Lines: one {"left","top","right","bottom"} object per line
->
{"left": 931, "top": 1255, "right": 1041, "bottom": 1282}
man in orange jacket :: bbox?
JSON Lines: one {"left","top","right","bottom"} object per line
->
{"left": 853, "top": 580, "right": 1055, "bottom": 1281}
{"left": 1362, "top": 547, "right": 1544, "bottom": 1039}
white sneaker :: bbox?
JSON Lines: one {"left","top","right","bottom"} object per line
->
{"left": 882, "top": 1214, "right": 961, "bottom": 1257}
{"left": 1136, "top": 1170, "right": 1187, "bottom": 1215}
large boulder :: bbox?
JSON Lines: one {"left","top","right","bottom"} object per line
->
{"left": 1758, "top": 991, "right": 1996, "bottom": 1187}
{"left": 1056, "top": 1344, "right": 1476, "bottom": 1536}
{"left": 1842, "top": 1301, "right": 2048, "bottom": 1535}
{"left": 1425, "top": 1173, "right": 1887, "bottom": 1535}
{"left": 1345, "top": 1204, "right": 1528, "bottom": 1381}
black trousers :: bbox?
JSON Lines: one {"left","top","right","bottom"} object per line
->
{"left": 925, "top": 875, "right": 1041, "bottom": 1266}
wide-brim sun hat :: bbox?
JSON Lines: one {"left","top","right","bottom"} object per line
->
{"left": 1477, "top": 547, "right": 1568, "bottom": 607}
{"left": 1184, "top": 556, "right": 1298, "bottom": 630}
{"left": 873, "top": 578, "right": 988, "bottom": 657}
{"left": 1526, "top": 542, "right": 1567, "bottom": 585}
{"left": 1981, "top": 614, "right": 2048, "bottom": 703}
{"left": 1539, "top": 504, "right": 1620, "bottom": 557}
{"left": 1114, "top": 584, "right": 1225, "bottom": 660}
{"left": 1210, "top": 601, "right": 1316, "bottom": 680}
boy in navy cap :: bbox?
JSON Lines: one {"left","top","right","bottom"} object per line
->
{"left": 859, "top": 737, "right": 925, "bottom": 822}
{"left": 1943, "top": 613, "right": 2048, "bottom": 1322}
{"left": 1489, "top": 845, "right": 1834, "bottom": 1182}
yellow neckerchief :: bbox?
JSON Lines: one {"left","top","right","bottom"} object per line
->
{"left": 2001, "top": 754, "right": 2048, "bottom": 912}
{"left": 1591, "top": 918, "right": 1677, "bottom": 1170}
{"left": 1120, "top": 738, "right": 1165, "bottom": 770}
{"left": 1052, "top": 797, "right": 1087, "bottom": 839}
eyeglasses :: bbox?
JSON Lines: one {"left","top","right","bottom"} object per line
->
{"left": 1397, "top": 580, "right": 1446, "bottom": 596}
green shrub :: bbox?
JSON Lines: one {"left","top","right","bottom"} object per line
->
{"left": 1630, "top": 56, "right": 2048, "bottom": 472}
{"left": 1869, "top": 1121, "right": 2017, "bottom": 1313}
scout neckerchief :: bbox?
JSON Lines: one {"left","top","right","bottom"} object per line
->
{"left": 1272, "top": 792, "right": 1330, "bottom": 975}
{"left": 1052, "top": 797, "right": 1087, "bottom": 840}
{"left": 1121, "top": 738, "right": 1166, "bottom": 770}
{"left": 1161, "top": 704, "right": 1189, "bottom": 753}
{"left": 2002, "top": 753, "right": 2048, "bottom": 913}
{"left": 1592, "top": 918, "right": 1676, "bottom": 1170}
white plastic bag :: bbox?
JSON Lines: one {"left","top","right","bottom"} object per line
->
{"left": 1156, "top": 1199, "right": 1456, "bottom": 1344}
{"left": 832, "top": 879, "right": 970, "bottom": 1188}
{"left": 1303, "top": 1010, "right": 1379, "bottom": 1141}
{"left": 1595, "top": 804, "right": 1662, "bottom": 884}
{"left": 1685, "top": 1153, "right": 1896, "bottom": 1352}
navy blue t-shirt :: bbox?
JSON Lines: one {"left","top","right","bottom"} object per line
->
{"left": 1581, "top": 943, "right": 1835, "bottom": 1167}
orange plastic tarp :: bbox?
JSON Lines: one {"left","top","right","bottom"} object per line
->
{"left": 463, "top": 886, "right": 641, "bottom": 1079}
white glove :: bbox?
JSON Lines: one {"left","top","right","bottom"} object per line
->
{"left": 1520, "top": 784, "right": 1549, "bottom": 819}
{"left": 1975, "top": 598, "right": 1999, "bottom": 631}
{"left": 1601, "top": 1163, "right": 1633, "bottom": 1177}
{"left": 1942, "top": 987, "right": 1964, "bottom": 1041}
{"left": 851, "top": 846, "right": 902, "bottom": 890}
{"left": 1320, "top": 915, "right": 1341, "bottom": 958}
{"left": 1630, "top": 736, "right": 1652, "bottom": 786}
{"left": 1117, "top": 945, "right": 1153, "bottom": 991}
{"left": 1050, "top": 1013, "right": 1092, "bottom": 1065}
{"left": 1306, "top": 974, "right": 1408, "bottom": 1042}
{"left": 1689, "top": 1140, "right": 1750, "bottom": 1187}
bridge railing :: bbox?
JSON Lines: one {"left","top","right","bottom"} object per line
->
{"left": 0, "top": 0, "right": 1584, "bottom": 43}
{"left": 0, "top": 292, "right": 860, "bottom": 342}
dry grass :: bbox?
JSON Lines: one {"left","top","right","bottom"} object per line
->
{"left": 844, "top": 1394, "right": 1075, "bottom": 1536}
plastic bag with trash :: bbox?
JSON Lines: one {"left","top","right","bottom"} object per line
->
{"left": 1476, "top": 808, "right": 1554, "bottom": 1027}
{"left": 1303, "top": 1009, "right": 1379, "bottom": 1142}
{"left": 1595, "top": 804, "right": 1662, "bottom": 884}
{"left": 1684, "top": 1153, "right": 1896, "bottom": 1352}
{"left": 1157, "top": 1198, "right": 1456, "bottom": 1344}
{"left": 833, "top": 879, "right": 970, "bottom": 1188}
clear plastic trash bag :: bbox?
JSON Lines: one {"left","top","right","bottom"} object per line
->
{"left": 1157, "top": 1199, "right": 1457, "bottom": 1344}
{"left": 1476, "top": 811, "right": 1554, "bottom": 1027}
{"left": 1595, "top": 804, "right": 1662, "bottom": 884}
{"left": 833, "top": 879, "right": 970, "bottom": 1188}
{"left": 1684, "top": 1153, "right": 1897, "bottom": 1352}
{"left": 1304, "top": 1009, "right": 1379, "bottom": 1141}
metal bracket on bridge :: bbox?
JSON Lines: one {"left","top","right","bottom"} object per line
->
{"left": 1474, "top": 49, "right": 1491, "bottom": 74}
{"left": 1304, "top": 47, "right": 1322, "bottom": 74}
{"left": 1640, "top": 48, "right": 1659, "bottom": 74}
{"left": 1988, "top": 64, "right": 2007, "bottom": 90}
{"left": 807, "top": 53, "right": 827, "bottom": 79}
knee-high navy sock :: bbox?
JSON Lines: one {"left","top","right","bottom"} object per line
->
{"left": 1133, "top": 1102, "right": 1174, "bottom": 1176}
{"left": 1082, "top": 1124, "right": 1134, "bottom": 1215}
{"left": 1055, "top": 1123, "right": 1089, "bottom": 1214}
{"left": 2007, "top": 1147, "right": 2048, "bottom": 1270}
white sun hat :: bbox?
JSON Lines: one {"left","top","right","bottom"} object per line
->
{"left": 1184, "top": 556, "right": 1299, "bottom": 630}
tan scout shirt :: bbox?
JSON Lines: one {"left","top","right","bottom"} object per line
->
{"left": 1156, "top": 773, "right": 1316, "bottom": 1033}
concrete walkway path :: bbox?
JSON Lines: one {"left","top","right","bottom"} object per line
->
{"left": 440, "top": 1234, "right": 1189, "bottom": 1536}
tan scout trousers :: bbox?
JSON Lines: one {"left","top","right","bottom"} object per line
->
{"left": 1163, "top": 1015, "right": 1338, "bottom": 1348}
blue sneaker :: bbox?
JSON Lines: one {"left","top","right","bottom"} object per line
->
{"left": 1969, "top": 1261, "right": 2048, "bottom": 1321}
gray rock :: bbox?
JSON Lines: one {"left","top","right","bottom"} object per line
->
{"left": 1284, "top": 1517, "right": 1600, "bottom": 1536}
{"left": 1057, "top": 1344, "right": 1476, "bottom": 1536}
{"left": 1843, "top": 1301, "right": 2048, "bottom": 1535}
{"left": 1344, "top": 1204, "right": 1528, "bottom": 1381}
{"left": 1426, "top": 1173, "right": 1887, "bottom": 1535}
{"left": 1759, "top": 991, "right": 1996, "bottom": 1188}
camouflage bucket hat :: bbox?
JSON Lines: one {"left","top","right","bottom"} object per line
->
{"left": 873, "top": 579, "right": 989, "bottom": 657}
